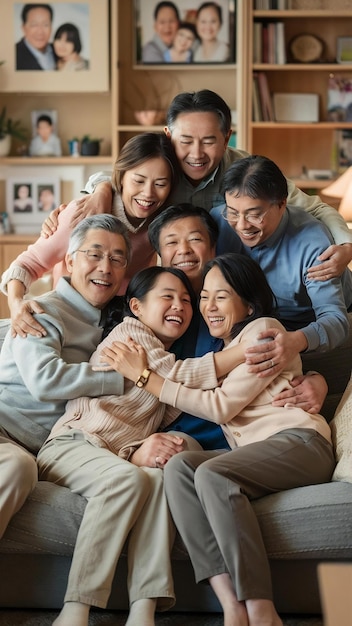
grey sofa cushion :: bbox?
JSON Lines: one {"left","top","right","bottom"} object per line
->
{"left": 0, "top": 482, "right": 85, "bottom": 556}
{"left": 2, "top": 479, "right": 352, "bottom": 564}
{"left": 252, "top": 482, "right": 352, "bottom": 559}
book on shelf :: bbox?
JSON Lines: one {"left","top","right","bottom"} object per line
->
{"left": 254, "top": 1, "right": 292, "bottom": 8}
{"left": 252, "top": 74, "right": 264, "bottom": 121}
{"left": 253, "top": 21, "right": 286, "bottom": 64}
{"left": 253, "top": 22, "right": 262, "bottom": 64}
{"left": 257, "top": 72, "right": 275, "bottom": 121}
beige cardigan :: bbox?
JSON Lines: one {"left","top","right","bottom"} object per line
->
{"left": 160, "top": 317, "right": 332, "bottom": 448}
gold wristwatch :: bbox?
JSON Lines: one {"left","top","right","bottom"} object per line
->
{"left": 135, "top": 368, "right": 151, "bottom": 388}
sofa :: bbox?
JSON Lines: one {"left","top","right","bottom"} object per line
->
{"left": 1, "top": 318, "right": 352, "bottom": 615}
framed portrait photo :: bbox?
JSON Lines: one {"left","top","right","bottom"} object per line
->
{"left": 134, "top": 0, "right": 236, "bottom": 66}
{"left": 7, "top": 177, "right": 60, "bottom": 233}
{"left": 337, "top": 37, "right": 352, "bottom": 65}
{"left": 0, "top": 0, "right": 109, "bottom": 92}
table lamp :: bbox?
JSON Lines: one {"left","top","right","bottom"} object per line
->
{"left": 322, "top": 167, "right": 352, "bottom": 223}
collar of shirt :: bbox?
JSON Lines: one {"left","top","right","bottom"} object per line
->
{"left": 186, "top": 165, "right": 219, "bottom": 193}
{"left": 24, "top": 39, "right": 56, "bottom": 70}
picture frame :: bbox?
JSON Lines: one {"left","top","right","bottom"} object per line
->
{"left": 29, "top": 109, "right": 62, "bottom": 157}
{"left": 6, "top": 177, "right": 60, "bottom": 234}
{"left": 134, "top": 0, "right": 236, "bottom": 65}
{"left": 337, "top": 37, "right": 352, "bottom": 64}
{"left": 31, "top": 110, "right": 59, "bottom": 137}
{"left": 0, "top": 0, "right": 109, "bottom": 93}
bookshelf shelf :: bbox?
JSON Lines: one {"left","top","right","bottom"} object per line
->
{"left": 252, "top": 122, "right": 352, "bottom": 129}
{"left": 253, "top": 64, "right": 352, "bottom": 71}
{"left": 245, "top": 0, "right": 352, "bottom": 179}
{"left": 254, "top": 11, "right": 352, "bottom": 18}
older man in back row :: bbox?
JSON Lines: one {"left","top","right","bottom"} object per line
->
{"left": 81, "top": 89, "right": 352, "bottom": 280}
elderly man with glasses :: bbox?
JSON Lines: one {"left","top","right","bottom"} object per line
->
{"left": 0, "top": 214, "right": 130, "bottom": 540}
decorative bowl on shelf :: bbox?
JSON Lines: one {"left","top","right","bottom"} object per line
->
{"left": 134, "top": 110, "right": 166, "bottom": 126}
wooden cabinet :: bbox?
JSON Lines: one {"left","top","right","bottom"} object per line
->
{"left": 0, "top": 235, "right": 41, "bottom": 318}
{"left": 239, "top": 1, "right": 352, "bottom": 188}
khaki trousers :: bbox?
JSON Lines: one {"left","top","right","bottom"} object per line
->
{"left": 0, "top": 432, "right": 37, "bottom": 538}
{"left": 37, "top": 430, "right": 175, "bottom": 610}
{"left": 164, "top": 428, "right": 335, "bottom": 602}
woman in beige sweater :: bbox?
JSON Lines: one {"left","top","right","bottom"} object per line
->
{"left": 37, "top": 265, "right": 247, "bottom": 626}
{"left": 101, "top": 253, "right": 335, "bottom": 626}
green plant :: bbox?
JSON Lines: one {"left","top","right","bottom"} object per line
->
{"left": 81, "top": 134, "right": 103, "bottom": 143}
{"left": 0, "top": 106, "right": 28, "bottom": 141}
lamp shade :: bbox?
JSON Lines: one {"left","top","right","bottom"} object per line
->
{"left": 322, "top": 167, "right": 352, "bottom": 222}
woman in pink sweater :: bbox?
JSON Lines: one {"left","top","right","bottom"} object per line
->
{"left": 37, "top": 265, "right": 247, "bottom": 626}
{"left": 1, "top": 133, "right": 179, "bottom": 338}
{"left": 101, "top": 253, "right": 335, "bottom": 626}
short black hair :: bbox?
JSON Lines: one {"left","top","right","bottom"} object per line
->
{"left": 166, "top": 90, "right": 231, "bottom": 136}
{"left": 36, "top": 114, "right": 53, "bottom": 127}
{"left": 148, "top": 203, "right": 219, "bottom": 255}
{"left": 21, "top": 4, "right": 53, "bottom": 24}
{"left": 154, "top": 1, "right": 180, "bottom": 21}
{"left": 222, "top": 155, "right": 288, "bottom": 204}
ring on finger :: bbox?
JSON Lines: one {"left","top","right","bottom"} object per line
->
{"left": 270, "top": 359, "right": 275, "bottom": 368}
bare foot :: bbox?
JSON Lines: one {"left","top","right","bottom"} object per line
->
{"left": 246, "top": 598, "right": 283, "bottom": 626}
{"left": 209, "top": 573, "right": 249, "bottom": 626}
{"left": 124, "top": 598, "right": 156, "bottom": 626}
{"left": 223, "top": 599, "right": 249, "bottom": 626}
{"left": 52, "top": 601, "right": 90, "bottom": 626}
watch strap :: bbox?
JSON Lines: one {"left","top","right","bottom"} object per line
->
{"left": 135, "top": 368, "right": 151, "bottom": 388}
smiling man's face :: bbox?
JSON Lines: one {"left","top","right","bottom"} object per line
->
{"left": 65, "top": 229, "right": 128, "bottom": 309}
{"left": 165, "top": 111, "right": 231, "bottom": 186}
{"left": 158, "top": 215, "right": 215, "bottom": 294}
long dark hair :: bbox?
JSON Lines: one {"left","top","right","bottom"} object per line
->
{"left": 124, "top": 266, "right": 197, "bottom": 318}
{"left": 202, "top": 253, "right": 277, "bottom": 338}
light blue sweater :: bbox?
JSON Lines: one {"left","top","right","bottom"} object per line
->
{"left": 0, "top": 277, "right": 123, "bottom": 453}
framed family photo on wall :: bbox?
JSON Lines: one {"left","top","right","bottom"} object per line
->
{"left": 7, "top": 177, "right": 60, "bottom": 233}
{"left": 0, "top": 0, "right": 109, "bottom": 92}
{"left": 134, "top": 0, "right": 236, "bottom": 65}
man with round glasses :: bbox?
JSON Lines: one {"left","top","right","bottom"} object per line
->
{"left": 211, "top": 155, "right": 352, "bottom": 396}
{"left": 74, "top": 247, "right": 128, "bottom": 269}
{"left": 0, "top": 214, "right": 130, "bottom": 539}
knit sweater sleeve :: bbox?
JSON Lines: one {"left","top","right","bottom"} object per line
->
{"left": 94, "top": 317, "right": 219, "bottom": 390}
{"left": 159, "top": 318, "right": 298, "bottom": 423}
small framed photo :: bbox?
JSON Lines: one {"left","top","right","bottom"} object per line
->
{"left": 134, "top": 0, "right": 236, "bottom": 65}
{"left": 30, "top": 110, "right": 62, "bottom": 157}
{"left": 7, "top": 177, "right": 60, "bottom": 233}
{"left": 337, "top": 37, "right": 352, "bottom": 64}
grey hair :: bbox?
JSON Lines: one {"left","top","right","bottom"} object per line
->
{"left": 67, "top": 214, "right": 131, "bottom": 262}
